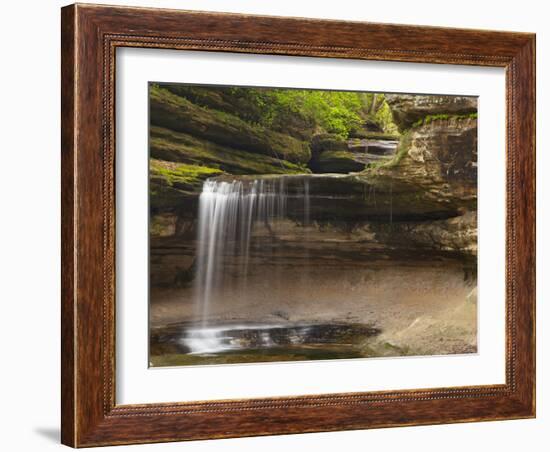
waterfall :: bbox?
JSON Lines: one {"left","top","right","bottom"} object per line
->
{"left": 192, "top": 177, "right": 311, "bottom": 333}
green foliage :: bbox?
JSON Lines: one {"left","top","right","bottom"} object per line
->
{"left": 243, "top": 88, "right": 364, "bottom": 139}
{"left": 150, "top": 85, "right": 311, "bottom": 164}
{"left": 374, "top": 101, "right": 399, "bottom": 134}
{"left": 160, "top": 84, "right": 397, "bottom": 140}
{"left": 152, "top": 84, "right": 402, "bottom": 182}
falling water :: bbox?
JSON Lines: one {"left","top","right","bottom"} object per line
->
{"left": 192, "top": 177, "right": 311, "bottom": 343}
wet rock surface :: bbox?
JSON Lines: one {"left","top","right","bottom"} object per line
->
{"left": 348, "top": 138, "right": 399, "bottom": 162}
{"left": 150, "top": 321, "right": 405, "bottom": 366}
{"left": 151, "top": 322, "right": 380, "bottom": 355}
{"left": 309, "top": 133, "right": 399, "bottom": 173}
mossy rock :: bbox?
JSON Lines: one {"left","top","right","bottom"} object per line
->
{"left": 385, "top": 94, "right": 477, "bottom": 131}
{"left": 410, "top": 112, "right": 478, "bottom": 129}
{"left": 150, "top": 86, "right": 311, "bottom": 164}
{"left": 150, "top": 159, "right": 222, "bottom": 189}
{"left": 213, "top": 173, "right": 469, "bottom": 222}
{"left": 315, "top": 151, "right": 366, "bottom": 173}
{"left": 150, "top": 213, "right": 178, "bottom": 237}
{"left": 149, "top": 159, "right": 223, "bottom": 208}
{"left": 309, "top": 133, "right": 355, "bottom": 173}
{"left": 372, "top": 116, "right": 478, "bottom": 188}
{"left": 150, "top": 126, "right": 309, "bottom": 175}
{"left": 348, "top": 131, "right": 401, "bottom": 141}
{"left": 360, "top": 116, "right": 478, "bottom": 217}
{"left": 162, "top": 84, "right": 245, "bottom": 115}
{"left": 160, "top": 84, "right": 316, "bottom": 141}
{"left": 311, "top": 133, "right": 348, "bottom": 153}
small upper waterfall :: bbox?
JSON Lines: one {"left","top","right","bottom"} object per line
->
{"left": 192, "top": 177, "right": 311, "bottom": 336}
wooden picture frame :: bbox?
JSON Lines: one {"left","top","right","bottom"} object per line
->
{"left": 61, "top": 3, "right": 536, "bottom": 447}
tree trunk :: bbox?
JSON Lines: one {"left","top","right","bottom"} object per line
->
{"left": 369, "top": 93, "right": 378, "bottom": 115}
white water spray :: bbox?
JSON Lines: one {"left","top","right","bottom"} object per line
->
{"left": 192, "top": 177, "right": 311, "bottom": 333}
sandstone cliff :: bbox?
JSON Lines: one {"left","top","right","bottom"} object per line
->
{"left": 149, "top": 89, "right": 478, "bottom": 286}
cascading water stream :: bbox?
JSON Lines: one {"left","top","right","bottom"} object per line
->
{"left": 188, "top": 177, "right": 311, "bottom": 354}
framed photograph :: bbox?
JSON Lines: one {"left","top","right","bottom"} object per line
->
{"left": 61, "top": 3, "right": 535, "bottom": 447}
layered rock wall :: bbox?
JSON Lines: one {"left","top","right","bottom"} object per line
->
{"left": 149, "top": 90, "right": 478, "bottom": 287}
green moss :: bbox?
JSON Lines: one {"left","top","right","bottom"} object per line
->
{"left": 390, "top": 131, "right": 412, "bottom": 166}
{"left": 411, "top": 112, "right": 478, "bottom": 129}
{"left": 364, "top": 113, "right": 477, "bottom": 172}
{"left": 149, "top": 214, "right": 176, "bottom": 237}
{"left": 149, "top": 347, "right": 364, "bottom": 367}
{"left": 366, "top": 131, "right": 412, "bottom": 171}
{"left": 160, "top": 84, "right": 317, "bottom": 140}
{"left": 149, "top": 86, "right": 311, "bottom": 164}
{"left": 311, "top": 133, "right": 348, "bottom": 153}
{"left": 150, "top": 219, "right": 168, "bottom": 237}
{"left": 154, "top": 84, "right": 407, "bottom": 141}
{"left": 150, "top": 159, "right": 223, "bottom": 189}
{"left": 348, "top": 131, "right": 401, "bottom": 140}
{"left": 149, "top": 159, "right": 225, "bottom": 209}
{"left": 150, "top": 126, "right": 309, "bottom": 175}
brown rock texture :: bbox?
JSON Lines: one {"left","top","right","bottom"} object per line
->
{"left": 385, "top": 94, "right": 477, "bottom": 131}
